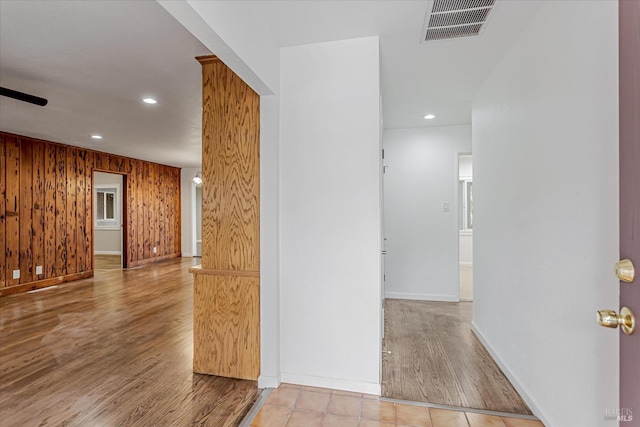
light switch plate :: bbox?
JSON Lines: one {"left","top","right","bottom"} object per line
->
{"left": 443, "top": 202, "right": 450, "bottom": 212}
{"left": 13, "top": 270, "right": 20, "bottom": 280}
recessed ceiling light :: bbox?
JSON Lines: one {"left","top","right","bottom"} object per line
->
{"left": 91, "top": 134, "right": 102, "bottom": 140}
{"left": 142, "top": 97, "right": 157, "bottom": 104}
{"left": 424, "top": 114, "right": 436, "bottom": 120}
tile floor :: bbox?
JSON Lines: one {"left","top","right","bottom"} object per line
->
{"left": 249, "top": 384, "right": 544, "bottom": 427}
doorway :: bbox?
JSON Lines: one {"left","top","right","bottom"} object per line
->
{"left": 381, "top": 130, "right": 531, "bottom": 415}
{"left": 192, "top": 182, "right": 202, "bottom": 257}
{"left": 93, "top": 171, "right": 124, "bottom": 271}
{"left": 458, "top": 153, "right": 473, "bottom": 302}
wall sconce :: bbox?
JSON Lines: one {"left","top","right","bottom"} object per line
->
{"left": 192, "top": 171, "right": 203, "bottom": 185}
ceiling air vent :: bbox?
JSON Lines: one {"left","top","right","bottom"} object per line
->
{"left": 421, "top": 0, "right": 496, "bottom": 42}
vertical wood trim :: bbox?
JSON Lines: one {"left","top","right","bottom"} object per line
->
{"left": 85, "top": 151, "right": 94, "bottom": 272}
{"left": 76, "top": 150, "right": 86, "bottom": 272}
{"left": 126, "top": 159, "right": 136, "bottom": 266}
{"left": 66, "top": 148, "right": 77, "bottom": 274}
{"left": 175, "top": 169, "right": 182, "bottom": 255}
{"left": 55, "top": 145, "right": 67, "bottom": 277}
{"left": 19, "top": 141, "right": 33, "bottom": 283}
{"left": 0, "top": 136, "right": 6, "bottom": 287}
{"left": 44, "top": 144, "right": 57, "bottom": 278}
{"left": 159, "top": 168, "right": 167, "bottom": 256}
{"left": 32, "top": 142, "right": 45, "bottom": 280}
{"left": 136, "top": 160, "right": 144, "bottom": 262}
{"left": 143, "top": 162, "right": 150, "bottom": 260}
{"left": 152, "top": 164, "right": 159, "bottom": 258}
{"left": 5, "top": 137, "right": 20, "bottom": 287}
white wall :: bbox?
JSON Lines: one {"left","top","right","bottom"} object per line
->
{"left": 459, "top": 154, "right": 472, "bottom": 180}
{"left": 384, "top": 126, "right": 471, "bottom": 301}
{"left": 94, "top": 171, "right": 123, "bottom": 254}
{"left": 158, "top": 0, "right": 279, "bottom": 96}
{"left": 279, "top": 36, "right": 382, "bottom": 394}
{"left": 180, "top": 167, "right": 199, "bottom": 257}
{"left": 472, "top": 2, "right": 618, "bottom": 426}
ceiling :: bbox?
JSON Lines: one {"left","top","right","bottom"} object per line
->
{"left": 0, "top": 0, "right": 540, "bottom": 168}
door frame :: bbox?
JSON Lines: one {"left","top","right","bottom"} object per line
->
{"left": 92, "top": 169, "right": 128, "bottom": 269}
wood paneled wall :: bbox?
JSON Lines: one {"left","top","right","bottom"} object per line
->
{"left": 191, "top": 55, "right": 260, "bottom": 381}
{"left": 0, "top": 132, "right": 181, "bottom": 296}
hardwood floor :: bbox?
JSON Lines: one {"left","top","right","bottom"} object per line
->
{"left": 0, "top": 258, "right": 260, "bottom": 426}
{"left": 382, "top": 299, "right": 532, "bottom": 415}
{"left": 94, "top": 254, "right": 122, "bottom": 270}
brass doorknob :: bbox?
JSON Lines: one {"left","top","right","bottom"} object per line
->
{"left": 615, "top": 259, "right": 635, "bottom": 283}
{"left": 597, "top": 307, "right": 636, "bottom": 335}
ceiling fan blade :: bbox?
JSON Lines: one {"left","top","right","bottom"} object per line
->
{"left": 0, "top": 87, "right": 48, "bottom": 106}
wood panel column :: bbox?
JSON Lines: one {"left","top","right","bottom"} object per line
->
{"left": 190, "top": 55, "right": 260, "bottom": 380}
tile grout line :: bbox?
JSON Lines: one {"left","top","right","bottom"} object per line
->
{"left": 380, "top": 397, "right": 541, "bottom": 421}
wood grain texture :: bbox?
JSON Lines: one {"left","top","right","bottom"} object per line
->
{"left": 0, "top": 136, "right": 5, "bottom": 288}
{"left": 76, "top": 149, "right": 86, "bottom": 273}
{"left": 0, "top": 132, "right": 182, "bottom": 295}
{"left": 4, "top": 137, "right": 19, "bottom": 287}
{"left": 0, "top": 257, "right": 259, "bottom": 426}
{"left": 382, "top": 299, "right": 532, "bottom": 415}
{"left": 55, "top": 145, "right": 68, "bottom": 277}
{"left": 44, "top": 144, "right": 57, "bottom": 278}
{"left": 19, "top": 142, "right": 33, "bottom": 283}
{"left": 193, "top": 57, "right": 261, "bottom": 381}
{"left": 32, "top": 142, "right": 45, "bottom": 280}
{"left": 200, "top": 57, "right": 260, "bottom": 272}
{"left": 66, "top": 148, "right": 78, "bottom": 274}
{"left": 84, "top": 151, "right": 94, "bottom": 272}
{"left": 193, "top": 274, "right": 260, "bottom": 380}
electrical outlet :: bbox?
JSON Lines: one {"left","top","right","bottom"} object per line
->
{"left": 13, "top": 270, "right": 20, "bottom": 280}
{"left": 36, "top": 265, "right": 43, "bottom": 275}
{"left": 153, "top": 247, "right": 157, "bottom": 254}
{"left": 443, "top": 202, "right": 450, "bottom": 212}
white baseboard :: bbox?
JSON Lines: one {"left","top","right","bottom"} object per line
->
{"left": 182, "top": 253, "right": 193, "bottom": 258}
{"left": 258, "top": 375, "right": 281, "bottom": 389}
{"left": 385, "top": 292, "right": 457, "bottom": 302}
{"left": 459, "top": 262, "right": 473, "bottom": 267}
{"left": 280, "top": 372, "right": 380, "bottom": 396}
{"left": 94, "top": 251, "right": 121, "bottom": 255}
{"left": 470, "top": 322, "right": 549, "bottom": 426}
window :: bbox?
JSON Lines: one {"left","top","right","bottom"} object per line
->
{"left": 95, "top": 185, "right": 119, "bottom": 229}
{"left": 458, "top": 179, "right": 473, "bottom": 231}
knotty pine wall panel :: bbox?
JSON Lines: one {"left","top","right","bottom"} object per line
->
{"left": 5, "top": 136, "right": 21, "bottom": 288}
{"left": 0, "top": 132, "right": 182, "bottom": 296}
{"left": 0, "top": 138, "right": 5, "bottom": 288}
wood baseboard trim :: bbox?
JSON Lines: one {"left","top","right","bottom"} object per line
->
{"left": 189, "top": 266, "right": 260, "bottom": 277}
{"left": 0, "top": 271, "right": 94, "bottom": 297}
{"left": 127, "top": 253, "right": 181, "bottom": 268}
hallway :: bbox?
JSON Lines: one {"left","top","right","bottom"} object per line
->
{"left": 382, "top": 300, "right": 532, "bottom": 415}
